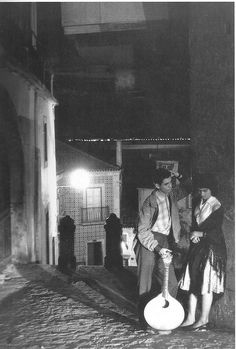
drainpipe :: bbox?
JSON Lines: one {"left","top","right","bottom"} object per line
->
{"left": 116, "top": 140, "right": 122, "bottom": 167}
{"left": 30, "top": 3, "right": 37, "bottom": 49}
{"left": 50, "top": 73, "right": 54, "bottom": 97}
{"left": 116, "top": 140, "right": 122, "bottom": 221}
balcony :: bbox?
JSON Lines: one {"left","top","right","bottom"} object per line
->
{"left": 81, "top": 206, "right": 109, "bottom": 224}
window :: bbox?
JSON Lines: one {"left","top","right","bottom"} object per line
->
{"left": 43, "top": 119, "right": 48, "bottom": 165}
{"left": 86, "top": 187, "right": 101, "bottom": 208}
{"left": 81, "top": 187, "right": 109, "bottom": 223}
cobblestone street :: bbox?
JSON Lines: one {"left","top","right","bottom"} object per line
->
{"left": 0, "top": 264, "right": 234, "bottom": 349}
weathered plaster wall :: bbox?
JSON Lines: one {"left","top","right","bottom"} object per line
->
{"left": 189, "top": 3, "right": 234, "bottom": 329}
{"left": 35, "top": 93, "right": 57, "bottom": 264}
{"left": 0, "top": 68, "right": 57, "bottom": 264}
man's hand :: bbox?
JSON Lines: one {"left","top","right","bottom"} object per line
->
{"left": 159, "top": 248, "right": 172, "bottom": 259}
{"left": 170, "top": 171, "right": 183, "bottom": 179}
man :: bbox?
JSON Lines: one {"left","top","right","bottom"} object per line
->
{"left": 134, "top": 167, "right": 189, "bottom": 330}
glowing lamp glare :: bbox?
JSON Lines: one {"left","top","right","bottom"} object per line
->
{"left": 70, "top": 169, "right": 90, "bottom": 189}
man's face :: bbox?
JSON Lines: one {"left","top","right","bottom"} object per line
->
{"left": 157, "top": 176, "right": 172, "bottom": 195}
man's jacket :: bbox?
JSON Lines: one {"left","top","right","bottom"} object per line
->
{"left": 134, "top": 182, "right": 190, "bottom": 252}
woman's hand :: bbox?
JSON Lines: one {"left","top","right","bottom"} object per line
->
{"left": 191, "top": 236, "right": 200, "bottom": 243}
{"left": 190, "top": 231, "right": 203, "bottom": 243}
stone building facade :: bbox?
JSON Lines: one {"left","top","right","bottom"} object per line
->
{"left": 0, "top": 3, "right": 58, "bottom": 264}
{"left": 56, "top": 141, "right": 121, "bottom": 265}
{"left": 189, "top": 2, "right": 234, "bottom": 329}
{"left": 0, "top": 66, "right": 58, "bottom": 264}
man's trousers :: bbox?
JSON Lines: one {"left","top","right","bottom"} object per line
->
{"left": 135, "top": 235, "right": 178, "bottom": 328}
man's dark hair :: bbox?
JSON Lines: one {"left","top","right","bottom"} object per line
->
{"left": 152, "top": 168, "right": 171, "bottom": 185}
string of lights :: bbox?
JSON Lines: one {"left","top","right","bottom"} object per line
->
{"left": 67, "top": 137, "right": 191, "bottom": 142}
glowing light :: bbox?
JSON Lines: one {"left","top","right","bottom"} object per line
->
{"left": 121, "top": 241, "right": 129, "bottom": 254}
{"left": 70, "top": 169, "right": 90, "bottom": 189}
{"left": 67, "top": 137, "right": 191, "bottom": 143}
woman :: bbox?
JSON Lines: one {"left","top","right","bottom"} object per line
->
{"left": 179, "top": 174, "right": 227, "bottom": 331}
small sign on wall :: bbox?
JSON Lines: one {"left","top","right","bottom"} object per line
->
{"left": 156, "top": 160, "right": 178, "bottom": 173}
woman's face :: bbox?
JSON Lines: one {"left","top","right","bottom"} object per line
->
{"left": 199, "top": 188, "right": 212, "bottom": 200}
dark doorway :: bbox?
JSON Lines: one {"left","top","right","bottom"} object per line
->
{"left": 0, "top": 211, "right": 11, "bottom": 260}
{"left": 87, "top": 241, "right": 103, "bottom": 265}
{"left": 45, "top": 209, "right": 49, "bottom": 264}
{"left": 0, "top": 87, "right": 24, "bottom": 261}
{"left": 0, "top": 138, "right": 11, "bottom": 259}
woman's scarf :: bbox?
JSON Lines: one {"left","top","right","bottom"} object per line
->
{"left": 195, "top": 196, "right": 221, "bottom": 225}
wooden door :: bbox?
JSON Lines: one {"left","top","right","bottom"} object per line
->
{"left": 87, "top": 241, "right": 103, "bottom": 265}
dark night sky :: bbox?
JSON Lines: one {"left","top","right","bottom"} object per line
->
{"left": 38, "top": 2, "right": 190, "bottom": 141}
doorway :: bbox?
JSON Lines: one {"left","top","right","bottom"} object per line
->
{"left": 87, "top": 240, "right": 103, "bottom": 265}
{"left": 45, "top": 209, "right": 49, "bottom": 264}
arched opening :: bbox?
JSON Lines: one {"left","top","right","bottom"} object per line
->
{"left": 0, "top": 131, "right": 11, "bottom": 258}
{"left": 0, "top": 86, "right": 25, "bottom": 262}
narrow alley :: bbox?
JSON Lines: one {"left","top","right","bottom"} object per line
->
{"left": 0, "top": 4, "right": 234, "bottom": 348}
{"left": 0, "top": 263, "right": 234, "bottom": 349}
